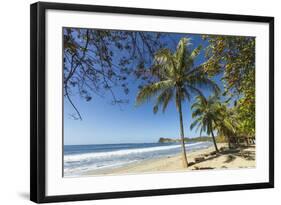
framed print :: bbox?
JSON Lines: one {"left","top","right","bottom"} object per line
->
{"left": 30, "top": 2, "right": 274, "bottom": 203}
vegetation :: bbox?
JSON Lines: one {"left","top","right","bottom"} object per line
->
{"left": 202, "top": 35, "right": 255, "bottom": 138}
{"left": 214, "top": 104, "right": 239, "bottom": 147}
{"left": 64, "top": 29, "right": 256, "bottom": 167}
{"left": 190, "top": 95, "right": 223, "bottom": 152}
{"left": 136, "top": 38, "right": 219, "bottom": 167}
{"left": 158, "top": 136, "right": 214, "bottom": 143}
{"left": 64, "top": 28, "right": 171, "bottom": 119}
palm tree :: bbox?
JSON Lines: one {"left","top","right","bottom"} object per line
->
{"left": 216, "top": 105, "right": 239, "bottom": 148}
{"left": 190, "top": 95, "right": 224, "bottom": 152}
{"left": 136, "top": 38, "right": 219, "bottom": 167}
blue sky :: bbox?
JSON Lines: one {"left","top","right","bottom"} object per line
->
{"left": 64, "top": 31, "right": 224, "bottom": 145}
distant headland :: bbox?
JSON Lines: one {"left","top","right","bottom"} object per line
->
{"left": 158, "top": 137, "right": 213, "bottom": 143}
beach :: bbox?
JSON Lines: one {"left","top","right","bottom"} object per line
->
{"left": 83, "top": 143, "right": 255, "bottom": 176}
{"left": 62, "top": 29, "right": 257, "bottom": 179}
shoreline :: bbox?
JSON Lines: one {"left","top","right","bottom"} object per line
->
{"left": 81, "top": 143, "right": 255, "bottom": 176}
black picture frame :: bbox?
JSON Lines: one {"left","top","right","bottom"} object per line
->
{"left": 30, "top": 2, "right": 274, "bottom": 203}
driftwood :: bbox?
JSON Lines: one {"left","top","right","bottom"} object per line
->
{"left": 194, "top": 166, "right": 214, "bottom": 170}
{"left": 188, "top": 161, "right": 195, "bottom": 166}
{"left": 194, "top": 157, "right": 205, "bottom": 163}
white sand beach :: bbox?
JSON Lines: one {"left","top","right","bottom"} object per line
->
{"left": 83, "top": 143, "right": 255, "bottom": 176}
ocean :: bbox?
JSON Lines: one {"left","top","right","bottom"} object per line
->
{"left": 64, "top": 141, "right": 213, "bottom": 176}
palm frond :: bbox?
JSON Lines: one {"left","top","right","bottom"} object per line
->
{"left": 200, "top": 78, "right": 221, "bottom": 96}
{"left": 185, "top": 84, "right": 206, "bottom": 100}
{"left": 190, "top": 118, "right": 200, "bottom": 130}
{"left": 153, "top": 88, "right": 174, "bottom": 113}
{"left": 192, "top": 108, "right": 203, "bottom": 118}
{"left": 175, "top": 37, "right": 191, "bottom": 73}
{"left": 182, "top": 88, "right": 191, "bottom": 102}
{"left": 154, "top": 49, "right": 176, "bottom": 79}
{"left": 136, "top": 80, "right": 174, "bottom": 105}
{"left": 185, "top": 65, "right": 204, "bottom": 76}
{"left": 190, "top": 45, "right": 202, "bottom": 59}
{"left": 161, "top": 89, "right": 174, "bottom": 112}
{"left": 188, "top": 72, "right": 220, "bottom": 96}
{"left": 153, "top": 105, "right": 159, "bottom": 114}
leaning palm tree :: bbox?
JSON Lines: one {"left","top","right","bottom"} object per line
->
{"left": 216, "top": 105, "right": 239, "bottom": 148}
{"left": 136, "top": 38, "right": 219, "bottom": 168}
{"left": 190, "top": 95, "right": 223, "bottom": 152}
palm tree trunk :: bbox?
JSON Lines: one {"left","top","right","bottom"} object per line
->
{"left": 210, "top": 128, "right": 219, "bottom": 153}
{"left": 227, "top": 136, "right": 231, "bottom": 149}
{"left": 177, "top": 92, "right": 189, "bottom": 168}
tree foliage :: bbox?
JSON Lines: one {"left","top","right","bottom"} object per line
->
{"left": 136, "top": 38, "right": 219, "bottom": 113}
{"left": 64, "top": 28, "right": 170, "bottom": 119}
{"left": 190, "top": 95, "right": 225, "bottom": 151}
{"left": 202, "top": 35, "right": 255, "bottom": 137}
{"left": 63, "top": 27, "right": 256, "bottom": 142}
{"left": 136, "top": 38, "right": 219, "bottom": 166}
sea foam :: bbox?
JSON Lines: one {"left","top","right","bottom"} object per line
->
{"left": 64, "top": 141, "right": 211, "bottom": 176}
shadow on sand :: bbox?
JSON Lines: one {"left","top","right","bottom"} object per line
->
{"left": 190, "top": 145, "right": 255, "bottom": 170}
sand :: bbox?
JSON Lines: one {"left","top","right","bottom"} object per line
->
{"left": 83, "top": 143, "right": 255, "bottom": 176}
